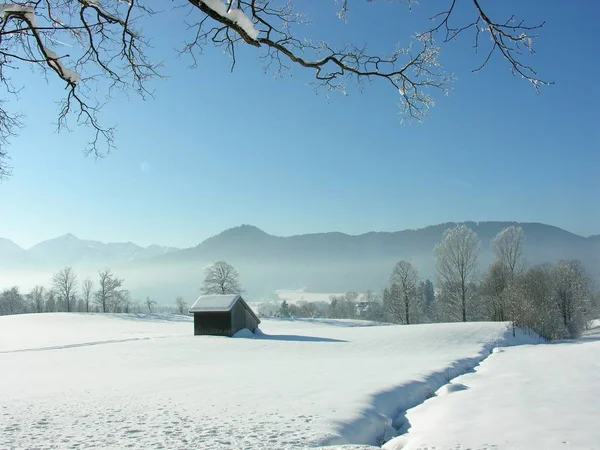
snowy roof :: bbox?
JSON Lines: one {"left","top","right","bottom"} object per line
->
{"left": 189, "top": 294, "right": 241, "bottom": 313}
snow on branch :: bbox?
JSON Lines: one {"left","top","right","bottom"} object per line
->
{"left": 0, "top": 0, "right": 161, "bottom": 177}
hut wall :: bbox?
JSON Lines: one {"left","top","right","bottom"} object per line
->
{"left": 194, "top": 311, "right": 232, "bottom": 336}
{"left": 231, "top": 301, "right": 259, "bottom": 333}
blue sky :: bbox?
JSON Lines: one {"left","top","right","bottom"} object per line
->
{"left": 1, "top": 0, "right": 598, "bottom": 248}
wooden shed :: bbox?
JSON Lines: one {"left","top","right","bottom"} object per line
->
{"left": 188, "top": 294, "right": 260, "bottom": 337}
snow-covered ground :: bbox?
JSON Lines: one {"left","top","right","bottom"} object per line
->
{"left": 384, "top": 322, "right": 600, "bottom": 450}
{"left": 275, "top": 289, "right": 341, "bottom": 304}
{"left": 0, "top": 314, "right": 537, "bottom": 449}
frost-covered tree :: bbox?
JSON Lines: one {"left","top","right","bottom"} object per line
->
{"left": 388, "top": 261, "right": 419, "bottom": 324}
{"left": 95, "top": 269, "right": 126, "bottom": 313}
{"left": 175, "top": 296, "right": 188, "bottom": 314}
{"left": 551, "top": 260, "right": 591, "bottom": 339}
{"left": 435, "top": 225, "right": 481, "bottom": 322}
{"left": 481, "top": 260, "right": 510, "bottom": 321}
{"left": 419, "top": 279, "right": 435, "bottom": 322}
{"left": 201, "top": 261, "right": 243, "bottom": 295}
{"left": 81, "top": 278, "right": 93, "bottom": 313}
{"left": 52, "top": 267, "right": 78, "bottom": 312}
{"left": 145, "top": 296, "right": 156, "bottom": 313}
{"left": 492, "top": 226, "right": 525, "bottom": 277}
{"left": 0, "top": 0, "right": 550, "bottom": 179}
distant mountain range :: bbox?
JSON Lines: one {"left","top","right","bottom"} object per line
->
{"left": 1, "top": 222, "right": 598, "bottom": 299}
{"left": 0, "top": 233, "right": 180, "bottom": 267}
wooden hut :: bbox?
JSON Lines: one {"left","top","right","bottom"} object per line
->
{"left": 188, "top": 294, "right": 260, "bottom": 337}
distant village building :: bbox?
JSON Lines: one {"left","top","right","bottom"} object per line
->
{"left": 189, "top": 294, "right": 260, "bottom": 337}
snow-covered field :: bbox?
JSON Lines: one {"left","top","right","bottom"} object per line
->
{"left": 0, "top": 314, "right": 594, "bottom": 449}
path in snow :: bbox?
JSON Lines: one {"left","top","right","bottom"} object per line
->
{"left": 0, "top": 313, "right": 539, "bottom": 449}
{"left": 384, "top": 322, "right": 600, "bottom": 450}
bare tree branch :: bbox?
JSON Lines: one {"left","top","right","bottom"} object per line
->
{"left": 1, "top": 0, "right": 550, "bottom": 179}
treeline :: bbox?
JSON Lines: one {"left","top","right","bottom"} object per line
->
{"left": 0, "top": 268, "right": 168, "bottom": 315}
{"left": 264, "top": 225, "right": 600, "bottom": 340}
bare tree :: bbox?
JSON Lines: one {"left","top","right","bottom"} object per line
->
{"left": 27, "top": 285, "right": 45, "bottom": 313}
{"left": 435, "top": 224, "right": 481, "bottom": 322}
{"left": 481, "top": 260, "right": 510, "bottom": 321}
{"left": 492, "top": 226, "right": 525, "bottom": 277}
{"left": 388, "top": 260, "right": 419, "bottom": 324}
{"left": 44, "top": 290, "right": 56, "bottom": 312}
{"left": 145, "top": 296, "right": 156, "bottom": 313}
{"left": 94, "top": 269, "right": 126, "bottom": 313}
{"left": 52, "top": 267, "right": 78, "bottom": 312}
{"left": 81, "top": 278, "right": 93, "bottom": 313}
{"left": 175, "top": 296, "right": 188, "bottom": 314}
{"left": 0, "top": 1, "right": 549, "bottom": 179}
{"left": 201, "top": 261, "right": 243, "bottom": 295}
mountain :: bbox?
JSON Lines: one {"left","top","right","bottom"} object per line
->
{"left": 2, "top": 234, "right": 180, "bottom": 268}
{"left": 157, "top": 221, "right": 596, "bottom": 265}
{"left": 1, "top": 222, "right": 598, "bottom": 300}
{"left": 145, "top": 222, "right": 600, "bottom": 297}
{"left": 0, "top": 238, "right": 30, "bottom": 266}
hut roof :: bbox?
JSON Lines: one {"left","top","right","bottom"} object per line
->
{"left": 189, "top": 294, "right": 261, "bottom": 324}
{"left": 189, "top": 294, "right": 240, "bottom": 312}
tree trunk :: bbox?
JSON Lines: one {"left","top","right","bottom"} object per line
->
{"left": 461, "top": 283, "right": 467, "bottom": 322}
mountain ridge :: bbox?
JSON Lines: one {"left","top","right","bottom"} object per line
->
{"left": 1, "top": 221, "right": 598, "bottom": 298}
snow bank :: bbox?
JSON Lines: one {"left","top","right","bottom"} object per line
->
{"left": 0, "top": 315, "right": 539, "bottom": 449}
{"left": 384, "top": 330, "right": 600, "bottom": 450}
{"left": 232, "top": 328, "right": 255, "bottom": 338}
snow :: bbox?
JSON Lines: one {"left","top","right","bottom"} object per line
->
{"left": 384, "top": 322, "right": 600, "bottom": 450}
{"left": 276, "top": 289, "right": 343, "bottom": 304}
{"left": 200, "top": 0, "right": 259, "bottom": 40}
{"left": 188, "top": 294, "right": 241, "bottom": 312}
{"left": 0, "top": 314, "right": 539, "bottom": 449}
{"left": 232, "top": 328, "right": 255, "bottom": 338}
{"left": 0, "top": 4, "right": 80, "bottom": 85}
{"left": 44, "top": 49, "right": 81, "bottom": 85}
{"left": 0, "top": 3, "right": 37, "bottom": 25}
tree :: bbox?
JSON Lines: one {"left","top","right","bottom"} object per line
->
{"left": 175, "top": 296, "right": 188, "bottom": 314}
{"left": 52, "top": 267, "right": 78, "bottom": 312}
{"left": 421, "top": 279, "right": 435, "bottom": 321}
{"left": 0, "top": 0, "right": 550, "bottom": 179}
{"left": 0, "top": 287, "right": 24, "bottom": 315}
{"left": 278, "top": 300, "right": 291, "bottom": 318}
{"left": 81, "top": 278, "right": 94, "bottom": 313}
{"left": 201, "top": 261, "right": 243, "bottom": 295}
{"left": 389, "top": 261, "right": 419, "bottom": 324}
{"left": 145, "top": 296, "right": 156, "bottom": 313}
{"left": 121, "top": 295, "right": 133, "bottom": 313}
{"left": 45, "top": 290, "right": 56, "bottom": 312}
{"left": 94, "top": 269, "right": 127, "bottom": 313}
{"left": 435, "top": 225, "right": 481, "bottom": 322}
{"left": 28, "top": 285, "right": 45, "bottom": 313}
{"left": 492, "top": 226, "right": 525, "bottom": 277}
{"left": 551, "top": 260, "right": 591, "bottom": 339}
{"left": 481, "top": 260, "right": 511, "bottom": 321}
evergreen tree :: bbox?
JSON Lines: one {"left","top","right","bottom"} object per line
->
{"left": 279, "top": 300, "right": 291, "bottom": 318}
